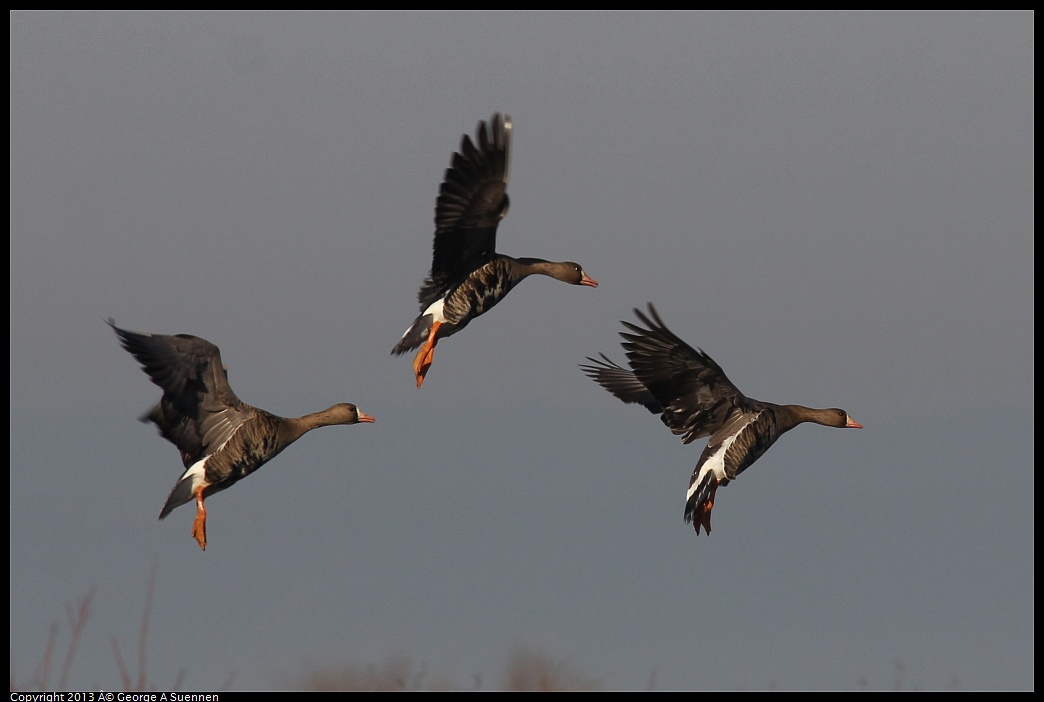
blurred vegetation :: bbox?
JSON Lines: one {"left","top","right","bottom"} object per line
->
{"left": 11, "top": 582, "right": 598, "bottom": 692}
{"left": 13, "top": 583, "right": 954, "bottom": 691}
{"left": 12, "top": 588, "right": 94, "bottom": 691}
{"left": 294, "top": 649, "right": 600, "bottom": 691}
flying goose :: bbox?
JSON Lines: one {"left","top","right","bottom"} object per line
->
{"left": 393, "top": 113, "right": 598, "bottom": 387}
{"left": 581, "top": 305, "right": 861, "bottom": 535}
{"left": 111, "top": 321, "right": 374, "bottom": 550}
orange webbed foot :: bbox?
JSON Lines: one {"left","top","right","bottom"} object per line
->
{"left": 413, "top": 345, "right": 436, "bottom": 388}
{"left": 696, "top": 500, "right": 713, "bottom": 535}
{"left": 192, "top": 516, "right": 207, "bottom": 551}
{"left": 693, "top": 479, "right": 718, "bottom": 536}
{"left": 412, "top": 321, "right": 442, "bottom": 388}
{"left": 192, "top": 486, "right": 208, "bottom": 551}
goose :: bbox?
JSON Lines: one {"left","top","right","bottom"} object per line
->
{"left": 580, "top": 305, "right": 861, "bottom": 535}
{"left": 110, "top": 321, "right": 374, "bottom": 550}
{"left": 392, "top": 113, "right": 598, "bottom": 387}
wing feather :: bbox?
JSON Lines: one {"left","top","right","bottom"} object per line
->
{"left": 421, "top": 114, "right": 512, "bottom": 307}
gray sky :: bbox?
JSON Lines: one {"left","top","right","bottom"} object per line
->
{"left": 10, "top": 11, "right": 1033, "bottom": 691}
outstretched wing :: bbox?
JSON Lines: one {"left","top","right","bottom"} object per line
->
{"left": 619, "top": 304, "right": 755, "bottom": 445}
{"left": 579, "top": 353, "right": 663, "bottom": 414}
{"left": 110, "top": 321, "right": 252, "bottom": 467}
{"left": 420, "top": 113, "right": 511, "bottom": 307}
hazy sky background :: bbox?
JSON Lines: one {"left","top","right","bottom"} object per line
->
{"left": 10, "top": 11, "right": 1033, "bottom": 691}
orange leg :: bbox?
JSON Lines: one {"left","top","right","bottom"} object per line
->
{"left": 412, "top": 321, "right": 442, "bottom": 388}
{"left": 696, "top": 500, "right": 714, "bottom": 535}
{"left": 695, "top": 480, "right": 718, "bottom": 535}
{"left": 191, "top": 486, "right": 207, "bottom": 551}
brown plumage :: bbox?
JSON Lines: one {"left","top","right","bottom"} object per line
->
{"left": 393, "top": 113, "right": 597, "bottom": 387}
{"left": 110, "top": 321, "right": 374, "bottom": 550}
{"left": 581, "top": 304, "right": 861, "bottom": 535}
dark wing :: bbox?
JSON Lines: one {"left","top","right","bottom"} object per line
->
{"left": 716, "top": 406, "right": 785, "bottom": 481}
{"left": 580, "top": 354, "right": 663, "bottom": 414}
{"left": 620, "top": 304, "right": 755, "bottom": 445}
{"left": 109, "top": 321, "right": 252, "bottom": 467}
{"left": 419, "top": 113, "right": 511, "bottom": 307}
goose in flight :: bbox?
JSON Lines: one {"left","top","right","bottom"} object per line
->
{"left": 581, "top": 305, "right": 861, "bottom": 535}
{"left": 393, "top": 113, "right": 598, "bottom": 387}
{"left": 111, "top": 321, "right": 374, "bottom": 550}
